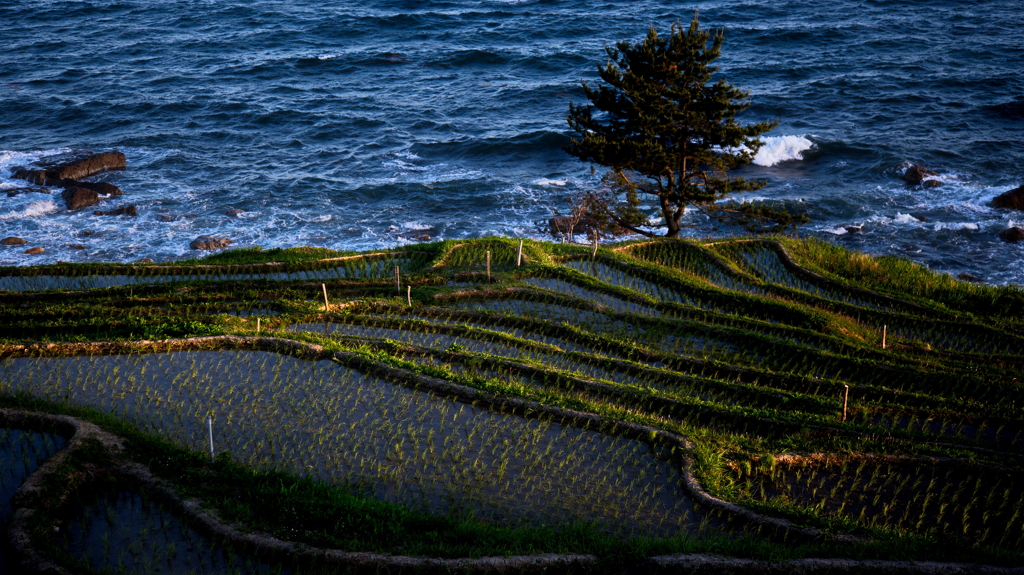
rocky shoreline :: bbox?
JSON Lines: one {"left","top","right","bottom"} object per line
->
{"left": 3, "top": 150, "right": 235, "bottom": 258}
{"left": 2, "top": 151, "right": 1022, "bottom": 266}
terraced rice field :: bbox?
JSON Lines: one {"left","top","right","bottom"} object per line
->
{"left": 0, "top": 351, "right": 699, "bottom": 537}
{"left": 0, "top": 237, "right": 1021, "bottom": 571}
{"left": 0, "top": 427, "right": 66, "bottom": 572}
{"left": 62, "top": 490, "right": 286, "bottom": 575}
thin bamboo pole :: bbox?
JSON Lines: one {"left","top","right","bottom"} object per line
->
{"left": 516, "top": 240, "right": 523, "bottom": 267}
{"left": 882, "top": 325, "right": 887, "bottom": 349}
{"left": 407, "top": 285, "right": 412, "bottom": 306}
{"left": 207, "top": 416, "right": 215, "bottom": 463}
{"left": 395, "top": 266, "right": 401, "bottom": 293}
{"left": 842, "top": 385, "right": 849, "bottom": 422}
{"left": 486, "top": 251, "right": 491, "bottom": 282}
{"left": 321, "top": 284, "right": 329, "bottom": 312}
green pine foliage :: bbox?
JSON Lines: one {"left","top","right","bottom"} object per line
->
{"left": 566, "top": 14, "right": 806, "bottom": 237}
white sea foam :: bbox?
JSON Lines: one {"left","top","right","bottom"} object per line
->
{"left": 752, "top": 135, "right": 814, "bottom": 167}
{"left": 934, "top": 222, "right": 979, "bottom": 231}
{"left": 892, "top": 212, "right": 920, "bottom": 224}
{"left": 402, "top": 221, "right": 433, "bottom": 231}
{"left": 536, "top": 179, "right": 567, "bottom": 187}
{"left": 0, "top": 200, "right": 58, "bottom": 220}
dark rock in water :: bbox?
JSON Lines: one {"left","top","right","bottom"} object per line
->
{"left": 998, "top": 227, "right": 1024, "bottom": 243}
{"left": 190, "top": 235, "right": 232, "bottom": 250}
{"left": 1, "top": 237, "right": 27, "bottom": 245}
{"left": 156, "top": 214, "right": 177, "bottom": 222}
{"left": 81, "top": 230, "right": 96, "bottom": 237}
{"left": 957, "top": 272, "right": 983, "bottom": 282}
{"left": 136, "top": 258, "right": 155, "bottom": 263}
{"left": 62, "top": 179, "right": 123, "bottom": 196}
{"left": 844, "top": 226, "right": 862, "bottom": 233}
{"left": 992, "top": 186, "right": 1024, "bottom": 210}
{"left": 24, "top": 247, "right": 44, "bottom": 255}
{"left": 902, "top": 164, "right": 939, "bottom": 186}
{"left": 5, "top": 186, "right": 51, "bottom": 197}
{"left": 61, "top": 186, "right": 101, "bottom": 210}
{"left": 911, "top": 214, "right": 929, "bottom": 222}
{"left": 410, "top": 234, "right": 432, "bottom": 242}
{"left": 225, "top": 209, "right": 245, "bottom": 217}
{"left": 93, "top": 204, "right": 138, "bottom": 216}
{"left": 11, "top": 168, "right": 48, "bottom": 184}
{"left": 69, "top": 244, "right": 86, "bottom": 250}
{"left": 13, "top": 151, "right": 126, "bottom": 185}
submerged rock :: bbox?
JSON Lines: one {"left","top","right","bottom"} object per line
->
{"left": 992, "top": 186, "right": 1024, "bottom": 210}
{"left": 1, "top": 237, "right": 27, "bottom": 245}
{"left": 902, "top": 164, "right": 941, "bottom": 187}
{"left": 5, "top": 186, "right": 51, "bottom": 197}
{"left": 24, "top": 247, "right": 44, "bottom": 255}
{"left": 61, "top": 186, "right": 101, "bottom": 210}
{"left": 136, "top": 258, "right": 155, "bottom": 263}
{"left": 998, "top": 227, "right": 1024, "bottom": 243}
{"left": 190, "top": 235, "right": 232, "bottom": 250}
{"left": 93, "top": 205, "right": 138, "bottom": 216}
{"left": 63, "top": 179, "right": 124, "bottom": 196}
{"left": 225, "top": 209, "right": 245, "bottom": 217}
{"left": 13, "top": 151, "right": 126, "bottom": 185}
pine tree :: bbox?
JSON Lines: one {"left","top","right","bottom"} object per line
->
{"left": 565, "top": 13, "right": 805, "bottom": 237}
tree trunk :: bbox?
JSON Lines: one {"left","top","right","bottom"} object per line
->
{"left": 661, "top": 197, "right": 680, "bottom": 237}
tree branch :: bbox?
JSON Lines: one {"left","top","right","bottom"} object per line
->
{"left": 585, "top": 192, "right": 658, "bottom": 237}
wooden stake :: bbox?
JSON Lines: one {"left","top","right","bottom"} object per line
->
{"left": 407, "top": 285, "right": 412, "bottom": 306}
{"left": 395, "top": 266, "right": 400, "bottom": 293}
{"left": 207, "top": 416, "right": 215, "bottom": 463}
{"left": 842, "top": 385, "right": 849, "bottom": 422}
{"left": 255, "top": 317, "right": 260, "bottom": 333}
{"left": 516, "top": 240, "right": 523, "bottom": 267}
{"left": 321, "top": 283, "right": 329, "bottom": 312}
{"left": 486, "top": 250, "right": 491, "bottom": 282}
{"left": 882, "top": 325, "right": 887, "bottom": 349}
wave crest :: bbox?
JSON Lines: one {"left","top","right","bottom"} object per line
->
{"left": 752, "top": 135, "right": 815, "bottom": 167}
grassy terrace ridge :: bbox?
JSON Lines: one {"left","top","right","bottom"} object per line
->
{"left": 0, "top": 236, "right": 1023, "bottom": 573}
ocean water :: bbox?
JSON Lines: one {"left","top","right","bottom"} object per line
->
{"left": 1, "top": 0, "right": 1022, "bottom": 283}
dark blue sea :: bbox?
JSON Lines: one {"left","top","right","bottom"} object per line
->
{"left": 2, "top": 0, "right": 1022, "bottom": 283}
